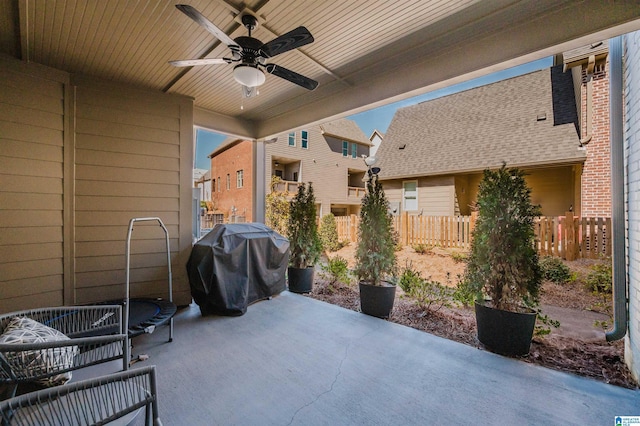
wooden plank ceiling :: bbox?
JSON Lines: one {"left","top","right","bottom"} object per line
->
{"left": 1, "top": 0, "right": 640, "bottom": 139}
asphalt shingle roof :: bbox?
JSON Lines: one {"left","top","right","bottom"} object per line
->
{"left": 376, "top": 66, "right": 585, "bottom": 179}
{"left": 320, "top": 118, "right": 371, "bottom": 145}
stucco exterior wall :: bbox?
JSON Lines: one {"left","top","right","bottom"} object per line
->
{"left": 624, "top": 30, "right": 640, "bottom": 381}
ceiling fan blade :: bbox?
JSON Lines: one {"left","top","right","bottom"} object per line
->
{"left": 265, "top": 64, "right": 318, "bottom": 90}
{"left": 169, "top": 58, "right": 229, "bottom": 67}
{"left": 261, "top": 27, "right": 314, "bottom": 58}
{"left": 176, "top": 4, "right": 238, "bottom": 48}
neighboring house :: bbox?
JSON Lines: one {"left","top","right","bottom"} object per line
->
{"left": 266, "top": 118, "right": 371, "bottom": 217}
{"left": 207, "top": 119, "right": 371, "bottom": 220}
{"left": 369, "top": 129, "right": 384, "bottom": 157}
{"left": 193, "top": 169, "right": 211, "bottom": 204}
{"left": 209, "top": 138, "right": 253, "bottom": 222}
{"left": 563, "top": 42, "right": 611, "bottom": 217}
{"left": 376, "top": 65, "right": 587, "bottom": 217}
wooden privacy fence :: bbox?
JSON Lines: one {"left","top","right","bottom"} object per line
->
{"left": 332, "top": 211, "right": 611, "bottom": 259}
{"left": 535, "top": 212, "right": 611, "bottom": 260}
{"left": 333, "top": 213, "right": 474, "bottom": 249}
{"left": 394, "top": 213, "right": 474, "bottom": 249}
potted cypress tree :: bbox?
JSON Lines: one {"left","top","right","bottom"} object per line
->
{"left": 354, "top": 163, "right": 397, "bottom": 318}
{"left": 464, "top": 164, "right": 542, "bottom": 356}
{"left": 287, "top": 182, "right": 322, "bottom": 293}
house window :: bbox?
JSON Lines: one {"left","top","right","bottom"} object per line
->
{"left": 342, "top": 141, "right": 348, "bottom": 157}
{"left": 226, "top": 174, "right": 230, "bottom": 190}
{"left": 351, "top": 142, "right": 357, "bottom": 158}
{"left": 301, "top": 130, "right": 308, "bottom": 149}
{"left": 293, "top": 172, "right": 298, "bottom": 182}
{"left": 403, "top": 181, "right": 418, "bottom": 211}
{"left": 288, "top": 132, "right": 296, "bottom": 147}
{"left": 275, "top": 170, "right": 283, "bottom": 178}
{"left": 217, "top": 177, "right": 221, "bottom": 192}
{"left": 236, "top": 170, "right": 243, "bottom": 188}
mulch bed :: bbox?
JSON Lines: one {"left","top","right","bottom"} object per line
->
{"left": 307, "top": 279, "right": 638, "bottom": 389}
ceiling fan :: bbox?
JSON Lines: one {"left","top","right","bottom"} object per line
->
{"left": 170, "top": 4, "right": 318, "bottom": 97}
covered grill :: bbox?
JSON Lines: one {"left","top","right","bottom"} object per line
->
{"left": 187, "top": 223, "right": 289, "bottom": 316}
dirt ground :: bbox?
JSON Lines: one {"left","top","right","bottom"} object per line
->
{"left": 309, "top": 244, "right": 638, "bottom": 389}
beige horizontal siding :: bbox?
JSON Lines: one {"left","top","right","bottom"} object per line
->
{"left": 78, "top": 134, "right": 180, "bottom": 157}
{"left": 76, "top": 118, "right": 179, "bottom": 145}
{"left": 0, "top": 64, "right": 66, "bottom": 311}
{"left": 1, "top": 139, "right": 63, "bottom": 162}
{"left": 2, "top": 276, "right": 63, "bottom": 300}
{"left": 76, "top": 239, "right": 179, "bottom": 258}
{"left": 0, "top": 227, "right": 62, "bottom": 245}
{"left": 265, "top": 127, "right": 368, "bottom": 215}
{"left": 1, "top": 121, "right": 63, "bottom": 145}
{"left": 0, "top": 57, "right": 193, "bottom": 311}
{"left": 76, "top": 165, "right": 179, "bottom": 184}
{"left": 0, "top": 102, "right": 63, "bottom": 130}
{"left": 73, "top": 78, "right": 191, "bottom": 305}
{"left": 0, "top": 175, "right": 61, "bottom": 194}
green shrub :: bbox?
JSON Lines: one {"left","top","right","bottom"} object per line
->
{"left": 452, "top": 276, "right": 476, "bottom": 307}
{"left": 412, "top": 244, "right": 433, "bottom": 254}
{"left": 287, "top": 183, "right": 322, "bottom": 268}
{"left": 539, "top": 256, "right": 573, "bottom": 284}
{"left": 407, "top": 278, "right": 454, "bottom": 313}
{"left": 319, "top": 213, "right": 341, "bottom": 252}
{"left": 464, "top": 165, "right": 542, "bottom": 311}
{"left": 398, "top": 262, "right": 423, "bottom": 293}
{"left": 355, "top": 172, "right": 397, "bottom": 285}
{"left": 320, "top": 256, "right": 351, "bottom": 286}
{"left": 586, "top": 262, "right": 612, "bottom": 293}
{"left": 450, "top": 251, "right": 468, "bottom": 263}
{"left": 265, "top": 176, "right": 290, "bottom": 237}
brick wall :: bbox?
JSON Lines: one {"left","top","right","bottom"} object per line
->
{"left": 581, "top": 62, "right": 612, "bottom": 217}
{"left": 624, "top": 31, "right": 640, "bottom": 382}
{"left": 210, "top": 140, "right": 253, "bottom": 221}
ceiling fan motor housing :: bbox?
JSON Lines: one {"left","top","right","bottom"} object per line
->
{"left": 171, "top": 5, "right": 318, "bottom": 90}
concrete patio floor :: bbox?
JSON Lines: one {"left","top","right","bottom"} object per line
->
{"left": 129, "top": 292, "right": 639, "bottom": 425}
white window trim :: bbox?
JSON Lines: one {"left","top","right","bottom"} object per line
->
{"left": 301, "top": 130, "right": 308, "bottom": 149}
{"left": 288, "top": 132, "right": 296, "bottom": 147}
{"left": 403, "top": 180, "right": 418, "bottom": 211}
{"left": 236, "top": 170, "right": 243, "bottom": 188}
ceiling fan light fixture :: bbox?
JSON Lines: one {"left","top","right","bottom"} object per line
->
{"left": 233, "top": 64, "right": 266, "bottom": 87}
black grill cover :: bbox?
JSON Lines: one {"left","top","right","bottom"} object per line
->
{"left": 187, "top": 223, "right": 289, "bottom": 316}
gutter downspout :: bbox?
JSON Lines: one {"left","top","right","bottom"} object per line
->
{"left": 606, "top": 36, "right": 627, "bottom": 342}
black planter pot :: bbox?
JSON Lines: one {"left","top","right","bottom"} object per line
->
{"left": 359, "top": 281, "right": 396, "bottom": 318}
{"left": 288, "top": 267, "right": 314, "bottom": 293}
{"left": 474, "top": 301, "right": 537, "bottom": 356}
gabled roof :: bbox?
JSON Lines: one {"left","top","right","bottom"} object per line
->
{"left": 376, "top": 66, "right": 585, "bottom": 180}
{"left": 208, "top": 137, "right": 247, "bottom": 158}
{"left": 320, "top": 118, "right": 371, "bottom": 145}
{"left": 370, "top": 129, "right": 385, "bottom": 141}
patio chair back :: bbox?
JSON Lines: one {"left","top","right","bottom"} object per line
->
{"left": 0, "top": 365, "right": 161, "bottom": 426}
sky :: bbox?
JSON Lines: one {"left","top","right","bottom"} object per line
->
{"left": 194, "top": 56, "right": 553, "bottom": 170}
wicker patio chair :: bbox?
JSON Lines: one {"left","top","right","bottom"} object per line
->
{"left": 0, "top": 306, "right": 128, "bottom": 400}
{"left": 0, "top": 365, "right": 161, "bottom": 426}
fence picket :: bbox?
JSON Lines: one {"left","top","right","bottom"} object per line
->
{"left": 331, "top": 213, "right": 608, "bottom": 259}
